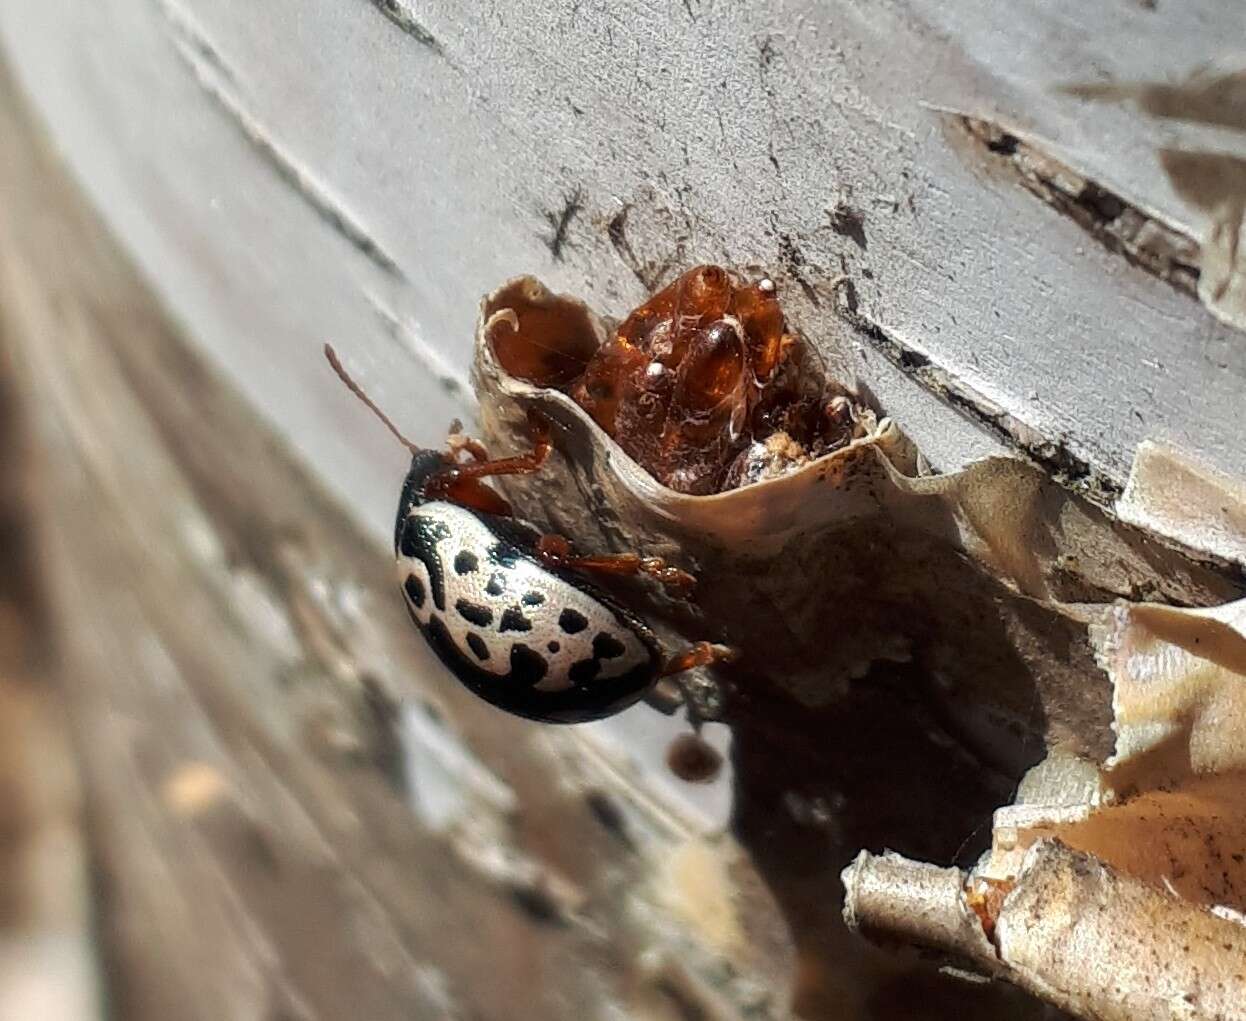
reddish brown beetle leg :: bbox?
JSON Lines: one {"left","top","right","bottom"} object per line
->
{"left": 424, "top": 409, "right": 553, "bottom": 515}
{"left": 655, "top": 643, "right": 736, "bottom": 732}
{"left": 446, "top": 431, "right": 488, "bottom": 463}
{"left": 659, "top": 641, "right": 736, "bottom": 679}
{"left": 535, "top": 535, "right": 697, "bottom": 596}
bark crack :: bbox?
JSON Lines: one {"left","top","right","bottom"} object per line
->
{"left": 365, "top": 0, "right": 447, "bottom": 58}
{"left": 961, "top": 116, "right": 1201, "bottom": 298}
{"left": 837, "top": 297, "right": 1123, "bottom": 502}
{"left": 168, "top": 36, "right": 404, "bottom": 279}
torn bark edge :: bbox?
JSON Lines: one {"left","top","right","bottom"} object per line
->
{"left": 835, "top": 301, "right": 1123, "bottom": 504}
{"left": 958, "top": 116, "right": 1202, "bottom": 299}
{"left": 843, "top": 840, "right": 1246, "bottom": 1021}
{"left": 1117, "top": 439, "right": 1246, "bottom": 571}
{"left": 840, "top": 851, "right": 1005, "bottom": 979}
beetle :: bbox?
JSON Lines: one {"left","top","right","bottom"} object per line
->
{"left": 325, "top": 344, "right": 733, "bottom": 723}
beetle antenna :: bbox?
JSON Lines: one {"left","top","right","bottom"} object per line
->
{"left": 324, "top": 343, "right": 423, "bottom": 456}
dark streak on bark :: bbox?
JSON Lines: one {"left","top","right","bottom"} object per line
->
{"left": 171, "top": 45, "right": 404, "bottom": 279}
{"left": 606, "top": 205, "right": 651, "bottom": 289}
{"left": 0, "top": 302, "right": 53, "bottom": 670}
{"left": 758, "top": 35, "right": 778, "bottom": 75}
{"left": 777, "top": 232, "right": 820, "bottom": 307}
{"left": 961, "top": 116, "right": 1201, "bottom": 298}
{"left": 153, "top": 0, "right": 239, "bottom": 84}
{"left": 366, "top": 293, "right": 469, "bottom": 399}
{"left": 366, "top": 0, "right": 446, "bottom": 57}
{"left": 839, "top": 302, "right": 1123, "bottom": 503}
{"left": 828, "top": 202, "right": 867, "bottom": 251}
{"left": 606, "top": 206, "right": 630, "bottom": 255}
{"left": 544, "top": 190, "right": 584, "bottom": 262}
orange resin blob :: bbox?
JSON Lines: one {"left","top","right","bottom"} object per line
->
{"left": 489, "top": 266, "right": 854, "bottom": 494}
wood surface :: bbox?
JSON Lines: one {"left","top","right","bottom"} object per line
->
{"left": 2, "top": 2, "right": 1244, "bottom": 1018}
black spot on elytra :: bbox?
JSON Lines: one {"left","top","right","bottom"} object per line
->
{"left": 419, "top": 610, "right": 657, "bottom": 724}
{"left": 500, "top": 607, "right": 532, "bottom": 633}
{"left": 399, "top": 513, "right": 452, "bottom": 610}
{"left": 488, "top": 541, "right": 521, "bottom": 568}
{"left": 456, "top": 599, "right": 493, "bottom": 627}
{"left": 510, "top": 644, "right": 547, "bottom": 685}
{"left": 547, "top": 640, "right": 560, "bottom": 653}
{"left": 403, "top": 574, "right": 426, "bottom": 609}
{"left": 559, "top": 608, "right": 588, "bottom": 634}
{"left": 486, "top": 572, "right": 507, "bottom": 596}
{"left": 466, "top": 633, "right": 490, "bottom": 661}
{"left": 454, "top": 550, "right": 479, "bottom": 574}
{"left": 569, "top": 658, "right": 601, "bottom": 683}
{"left": 522, "top": 591, "right": 546, "bottom": 606}
{"left": 399, "top": 513, "right": 444, "bottom": 558}
{"left": 593, "top": 632, "right": 626, "bottom": 659}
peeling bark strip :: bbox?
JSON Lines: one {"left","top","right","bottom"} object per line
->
{"left": 366, "top": 0, "right": 445, "bottom": 56}
{"left": 961, "top": 116, "right": 1201, "bottom": 297}
{"left": 837, "top": 301, "right": 1122, "bottom": 501}
{"left": 843, "top": 841, "right": 1246, "bottom": 1021}
{"left": 169, "top": 40, "right": 403, "bottom": 279}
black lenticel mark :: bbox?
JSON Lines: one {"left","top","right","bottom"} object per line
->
{"left": 509, "top": 644, "right": 547, "bottom": 685}
{"left": 404, "top": 574, "right": 426, "bottom": 609}
{"left": 466, "top": 633, "right": 490, "bottom": 660}
{"left": 454, "top": 550, "right": 479, "bottom": 574}
{"left": 592, "top": 632, "right": 626, "bottom": 659}
{"left": 522, "top": 591, "right": 546, "bottom": 606}
{"left": 486, "top": 572, "right": 507, "bottom": 596}
{"left": 559, "top": 608, "right": 588, "bottom": 634}
{"left": 547, "top": 640, "right": 560, "bottom": 653}
{"left": 455, "top": 599, "right": 493, "bottom": 627}
{"left": 569, "top": 658, "right": 601, "bottom": 683}
{"left": 499, "top": 607, "right": 532, "bottom": 633}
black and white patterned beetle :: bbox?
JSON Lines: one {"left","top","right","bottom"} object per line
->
{"left": 326, "top": 345, "right": 733, "bottom": 724}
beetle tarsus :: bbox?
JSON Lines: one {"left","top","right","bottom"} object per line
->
{"left": 448, "top": 433, "right": 491, "bottom": 464}
{"left": 425, "top": 408, "right": 551, "bottom": 499}
{"left": 659, "top": 641, "right": 736, "bottom": 678}
{"left": 535, "top": 535, "right": 697, "bottom": 596}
